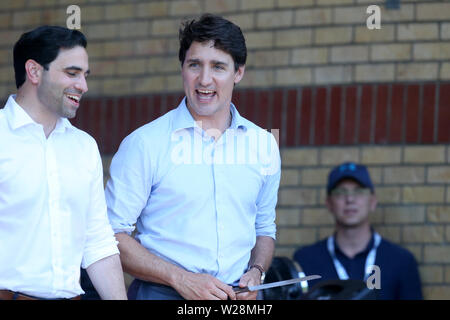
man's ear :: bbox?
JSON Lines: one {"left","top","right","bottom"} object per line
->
{"left": 234, "top": 65, "right": 245, "bottom": 85}
{"left": 24, "top": 59, "right": 43, "bottom": 85}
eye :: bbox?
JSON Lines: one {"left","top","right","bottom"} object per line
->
{"left": 188, "top": 62, "right": 199, "bottom": 68}
{"left": 66, "top": 71, "right": 77, "bottom": 77}
{"left": 214, "top": 64, "right": 225, "bottom": 70}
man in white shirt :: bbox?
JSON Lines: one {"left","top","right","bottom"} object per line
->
{"left": 0, "top": 26, "right": 127, "bottom": 300}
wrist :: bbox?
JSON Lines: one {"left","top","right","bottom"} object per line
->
{"left": 248, "top": 264, "right": 266, "bottom": 283}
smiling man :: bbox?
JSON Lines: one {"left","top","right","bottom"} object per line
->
{"left": 293, "top": 162, "right": 423, "bottom": 300}
{"left": 0, "top": 26, "right": 127, "bottom": 300}
{"left": 105, "top": 14, "right": 281, "bottom": 300}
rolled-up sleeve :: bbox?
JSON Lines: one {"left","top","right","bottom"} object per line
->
{"left": 105, "top": 132, "right": 153, "bottom": 236}
{"left": 82, "top": 147, "right": 119, "bottom": 269}
{"left": 255, "top": 133, "right": 281, "bottom": 239}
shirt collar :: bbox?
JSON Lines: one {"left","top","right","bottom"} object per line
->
{"left": 172, "top": 96, "right": 247, "bottom": 133}
{"left": 4, "top": 94, "right": 73, "bottom": 133}
{"left": 4, "top": 94, "right": 36, "bottom": 130}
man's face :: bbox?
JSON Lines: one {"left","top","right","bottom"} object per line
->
{"left": 181, "top": 40, "right": 244, "bottom": 123}
{"left": 37, "top": 45, "right": 89, "bottom": 119}
{"left": 326, "top": 179, "right": 377, "bottom": 228}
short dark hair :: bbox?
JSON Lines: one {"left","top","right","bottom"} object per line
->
{"left": 13, "top": 25, "right": 87, "bottom": 88}
{"left": 178, "top": 13, "right": 247, "bottom": 71}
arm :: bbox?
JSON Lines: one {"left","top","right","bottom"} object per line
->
{"left": 235, "top": 133, "right": 280, "bottom": 300}
{"left": 115, "top": 232, "right": 236, "bottom": 300}
{"left": 86, "top": 254, "right": 127, "bottom": 300}
{"left": 236, "top": 235, "right": 275, "bottom": 300}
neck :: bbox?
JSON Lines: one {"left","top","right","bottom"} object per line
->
{"left": 188, "top": 107, "right": 232, "bottom": 141}
{"left": 15, "top": 89, "right": 58, "bottom": 138}
{"left": 334, "top": 224, "right": 372, "bottom": 259}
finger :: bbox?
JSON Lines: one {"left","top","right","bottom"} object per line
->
{"left": 237, "top": 291, "right": 258, "bottom": 300}
{"left": 210, "top": 278, "right": 235, "bottom": 300}
{"left": 211, "top": 288, "right": 228, "bottom": 300}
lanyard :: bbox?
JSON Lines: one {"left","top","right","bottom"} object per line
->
{"left": 327, "top": 232, "right": 381, "bottom": 281}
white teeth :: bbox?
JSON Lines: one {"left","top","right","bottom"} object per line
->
{"left": 66, "top": 94, "right": 80, "bottom": 102}
{"left": 197, "top": 89, "right": 214, "bottom": 94}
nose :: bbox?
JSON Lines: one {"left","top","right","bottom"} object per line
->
{"left": 75, "top": 75, "right": 88, "bottom": 94}
{"left": 198, "top": 66, "right": 213, "bottom": 87}
{"left": 345, "top": 193, "right": 356, "bottom": 203}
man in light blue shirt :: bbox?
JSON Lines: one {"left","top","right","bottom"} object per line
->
{"left": 105, "top": 14, "right": 281, "bottom": 300}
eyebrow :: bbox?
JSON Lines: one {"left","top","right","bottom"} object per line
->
{"left": 185, "top": 58, "right": 229, "bottom": 67}
{"left": 64, "top": 66, "right": 90, "bottom": 75}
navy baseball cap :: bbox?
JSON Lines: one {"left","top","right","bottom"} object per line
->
{"left": 327, "top": 162, "right": 374, "bottom": 194}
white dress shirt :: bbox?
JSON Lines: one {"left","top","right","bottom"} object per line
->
{"left": 0, "top": 95, "right": 119, "bottom": 299}
{"left": 106, "top": 98, "right": 281, "bottom": 285}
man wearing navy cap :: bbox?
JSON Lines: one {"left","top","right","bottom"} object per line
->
{"left": 293, "top": 162, "right": 423, "bottom": 300}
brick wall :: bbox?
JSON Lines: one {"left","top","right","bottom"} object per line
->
{"left": 0, "top": 0, "right": 449, "bottom": 299}
{"left": 1, "top": 0, "right": 450, "bottom": 96}
{"left": 276, "top": 145, "right": 450, "bottom": 299}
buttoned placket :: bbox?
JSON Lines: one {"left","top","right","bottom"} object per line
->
{"left": 210, "top": 129, "right": 232, "bottom": 275}
{"left": 40, "top": 128, "right": 65, "bottom": 296}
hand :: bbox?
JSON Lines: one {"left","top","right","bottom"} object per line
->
{"left": 236, "top": 267, "right": 261, "bottom": 300}
{"left": 172, "top": 271, "right": 236, "bottom": 300}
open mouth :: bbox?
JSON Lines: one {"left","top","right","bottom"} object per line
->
{"left": 195, "top": 89, "right": 216, "bottom": 102}
{"left": 65, "top": 94, "right": 81, "bottom": 106}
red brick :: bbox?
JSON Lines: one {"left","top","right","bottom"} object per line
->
{"left": 359, "top": 85, "right": 373, "bottom": 144}
{"left": 243, "top": 90, "right": 256, "bottom": 122}
{"left": 300, "top": 88, "right": 312, "bottom": 145}
{"left": 117, "top": 97, "right": 128, "bottom": 149}
{"left": 257, "top": 90, "right": 270, "bottom": 130}
{"left": 375, "top": 84, "right": 389, "bottom": 143}
{"left": 421, "top": 84, "right": 436, "bottom": 143}
{"left": 389, "top": 84, "right": 405, "bottom": 143}
{"left": 152, "top": 95, "right": 162, "bottom": 122}
{"left": 438, "top": 84, "right": 450, "bottom": 143}
{"left": 104, "top": 98, "right": 116, "bottom": 154}
{"left": 232, "top": 90, "right": 242, "bottom": 109}
{"left": 127, "top": 97, "right": 139, "bottom": 133}
{"left": 90, "top": 98, "right": 103, "bottom": 150}
{"left": 314, "top": 87, "right": 327, "bottom": 145}
{"left": 139, "top": 96, "right": 150, "bottom": 125}
{"left": 329, "top": 86, "right": 342, "bottom": 145}
{"left": 272, "top": 89, "right": 283, "bottom": 132}
{"left": 286, "top": 89, "right": 298, "bottom": 147}
{"left": 405, "top": 84, "right": 420, "bottom": 143}
{"left": 344, "top": 86, "right": 357, "bottom": 144}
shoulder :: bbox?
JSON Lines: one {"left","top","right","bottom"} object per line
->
{"left": 0, "top": 108, "right": 6, "bottom": 128}
{"left": 241, "top": 116, "right": 276, "bottom": 139}
{"left": 66, "top": 126, "right": 103, "bottom": 168}
{"left": 378, "top": 237, "right": 418, "bottom": 266}
{"left": 113, "top": 109, "right": 178, "bottom": 162}
{"left": 293, "top": 238, "right": 328, "bottom": 261}
{"left": 68, "top": 125, "right": 99, "bottom": 150}
{"left": 130, "top": 109, "right": 175, "bottom": 140}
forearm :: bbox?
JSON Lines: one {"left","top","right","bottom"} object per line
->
{"left": 114, "top": 232, "right": 185, "bottom": 288}
{"left": 236, "top": 236, "right": 275, "bottom": 300}
{"left": 248, "top": 235, "right": 275, "bottom": 273}
{"left": 114, "top": 232, "right": 236, "bottom": 300}
{"left": 86, "top": 254, "right": 127, "bottom": 300}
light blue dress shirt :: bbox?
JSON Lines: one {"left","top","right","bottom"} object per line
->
{"left": 105, "top": 98, "right": 281, "bottom": 284}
